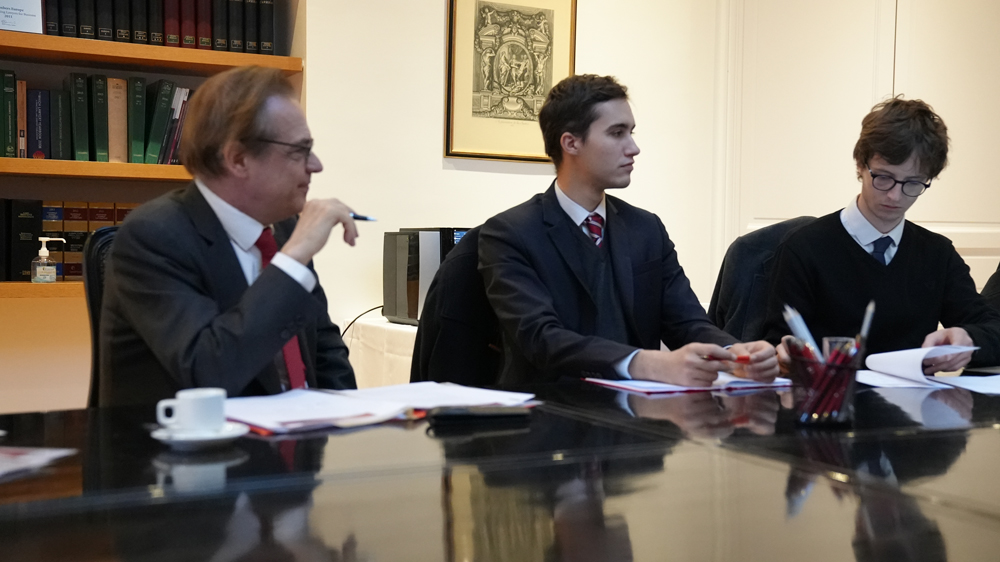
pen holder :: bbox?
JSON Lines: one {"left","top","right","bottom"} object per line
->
{"left": 789, "top": 357, "right": 857, "bottom": 426}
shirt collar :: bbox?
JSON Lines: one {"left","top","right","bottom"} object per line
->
{"left": 554, "top": 180, "right": 607, "bottom": 226}
{"left": 195, "top": 178, "right": 266, "bottom": 252}
{"left": 841, "top": 195, "right": 904, "bottom": 247}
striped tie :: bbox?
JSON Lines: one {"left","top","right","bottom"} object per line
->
{"left": 583, "top": 213, "right": 605, "bottom": 247}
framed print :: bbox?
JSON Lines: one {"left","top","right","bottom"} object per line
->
{"left": 445, "top": 0, "right": 576, "bottom": 162}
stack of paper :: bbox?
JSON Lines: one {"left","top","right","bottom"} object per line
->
{"left": 586, "top": 372, "right": 792, "bottom": 395}
{"left": 331, "top": 381, "right": 534, "bottom": 409}
{"left": 857, "top": 346, "right": 1000, "bottom": 394}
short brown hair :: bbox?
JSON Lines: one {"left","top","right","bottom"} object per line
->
{"left": 180, "top": 66, "right": 296, "bottom": 179}
{"left": 853, "top": 96, "right": 949, "bottom": 179}
{"left": 539, "top": 75, "right": 628, "bottom": 168}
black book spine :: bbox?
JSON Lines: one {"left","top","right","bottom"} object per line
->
{"left": 258, "top": 0, "right": 273, "bottom": 55}
{"left": 59, "top": 0, "right": 77, "bottom": 36}
{"left": 227, "top": 0, "right": 243, "bottom": 52}
{"left": 0, "top": 200, "right": 7, "bottom": 281}
{"left": 78, "top": 0, "right": 96, "bottom": 38}
{"left": 114, "top": 0, "right": 130, "bottom": 42}
{"left": 96, "top": 0, "right": 114, "bottom": 40}
{"left": 45, "top": 0, "right": 59, "bottom": 35}
{"left": 131, "top": 0, "right": 148, "bottom": 43}
{"left": 149, "top": 0, "right": 165, "bottom": 45}
{"left": 243, "top": 0, "right": 257, "bottom": 54}
{"left": 49, "top": 89, "right": 71, "bottom": 160}
{"left": 8, "top": 200, "right": 42, "bottom": 282}
{"left": 212, "top": 0, "right": 227, "bottom": 50}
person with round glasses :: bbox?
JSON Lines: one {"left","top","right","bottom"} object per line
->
{"left": 764, "top": 97, "right": 1000, "bottom": 374}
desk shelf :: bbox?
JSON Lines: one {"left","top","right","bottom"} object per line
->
{"left": 0, "top": 282, "right": 84, "bottom": 298}
{"left": 0, "top": 159, "right": 192, "bottom": 181}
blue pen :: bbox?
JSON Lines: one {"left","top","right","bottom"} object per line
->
{"left": 349, "top": 213, "right": 376, "bottom": 221}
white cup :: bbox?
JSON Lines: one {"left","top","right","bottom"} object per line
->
{"left": 156, "top": 388, "right": 227, "bottom": 436}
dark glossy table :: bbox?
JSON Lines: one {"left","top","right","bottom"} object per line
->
{"left": 3, "top": 381, "right": 1000, "bottom": 561}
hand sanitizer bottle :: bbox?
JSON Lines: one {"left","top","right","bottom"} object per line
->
{"left": 31, "top": 237, "right": 66, "bottom": 283}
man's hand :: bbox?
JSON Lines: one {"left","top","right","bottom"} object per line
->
{"left": 629, "top": 393, "right": 735, "bottom": 439}
{"left": 628, "top": 343, "right": 733, "bottom": 387}
{"left": 921, "top": 327, "right": 974, "bottom": 375}
{"left": 281, "top": 198, "right": 359, "bottom": 265}
{"left": 729, "top": 340, "right": 779, "bottom": 382}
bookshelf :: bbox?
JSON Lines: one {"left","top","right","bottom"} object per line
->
{"left": 0, "top": 281, "right": 84, "bottom": 298}
{"left": 0, "top": 159, "right": 191, "bottom": 181}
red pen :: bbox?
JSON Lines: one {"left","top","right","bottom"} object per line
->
{"left": 704, "top": 355, "right": 751, "bottom": 364}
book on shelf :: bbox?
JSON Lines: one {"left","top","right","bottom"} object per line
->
{"left": 59, "top": 0, "right": 77, "bottom": 36}
{"left": 227, "top": 0, "right": 242, "bottom": 52}
{"left": 164, "top": 0, "right": 180, "bottom": 46}
{"left": 96, "top": 0, "right": 113, "bottom": 40}
{"left": 16, "top": 81, "right": 26, "bottom": 158}
{"left": 89, "top": 202, "right": 115, "bottom": 230}
{"left": 127, "top": 76, "right": 146, "bottom": 163}
{"left": 244, "top": 0, "right": 257, "bottom": 54}
{"left": 7, "top": 200, "right": 42, "bottom": 281}
{"left": 166, "top": 89, "right": 190, "bottom": 164}
{"left": 42, "top": 201, "right": 63, "bottom": 232}
{"left": 130, "top": 0, "right": 148, "bottom": 43}
{"left": 211, "top": 0, "right": 226, "bottom": 50}
{"left": 0, "top": 200, "right": 7, "bottom": 280}
{"left": 144, "top": 79, "right": 175, "bottom": 164}
{"left": 50, "top": 89, "right": 71, "bottom": 160}
{"left": 45, "top": 0, "right": 59, "bottom": 35}
{"left": 113, "top": 0, "right": 129, "bottom": 41}
{"left": 27, "top": 90, "right": 50, "bottom": 159}
{"left": 107, "top": 78, "right": 128, "bottom": 163}
{"left": 148, "top": 0, "right": 164, "bottom": 45}
{"left": 196, "top": 0, "right": 212, "bottom": 49}
{"left": 65, "top": 73, "right": 89, "bottom": 161}
{"left": 79, "top": 0, "right": 97, "bottom": 39}
{"left": 259, "top": 0, "right": 273, "bottom": 55}
{"left": 88, "top": 75, "right": 109, "bottom": 162}
{"left": 180, "top": 0, "right": 196, "bottom": 48}
{"left": 2, "top": 70, "right": 15, "bottom": 158}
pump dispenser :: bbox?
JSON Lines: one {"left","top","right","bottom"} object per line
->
{"left": 31, "top": 237, "right": 66, "bottom": 283}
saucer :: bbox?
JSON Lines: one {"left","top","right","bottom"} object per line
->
{"left": 151, "top": 422, "right": 250, "bottom": 452}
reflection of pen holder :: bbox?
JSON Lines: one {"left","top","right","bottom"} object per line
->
{"left": 789, "top": 358, "right": 857, "bottom": 426}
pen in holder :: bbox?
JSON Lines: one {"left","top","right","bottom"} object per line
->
{"left": 787, "top": 337, "right": 858, "bottom": 426}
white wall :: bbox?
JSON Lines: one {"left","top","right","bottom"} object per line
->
{"left": 305, "top": 0, "right": 725, "bottom": 326}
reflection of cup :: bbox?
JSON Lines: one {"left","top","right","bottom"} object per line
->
{"left": 789, "top": 358, "right": 857, "bottom": 426}
{"left": 156, "top": 388, "right": 226, "bottom": 435}
{"left": 153, "top": 449, "right": 248, "bottom": 494}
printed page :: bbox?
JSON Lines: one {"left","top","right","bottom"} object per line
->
{"left": 225, "top": 389, "right": 407, "bottom": 433}
{"left": 331, "top": 381, "right": 534, "bottom": 410}
{"left": 932, "top": 374, "right": 1000, "bottom": 395}
{"left": 864, "top": 346, "right": 978, "bottom": 381}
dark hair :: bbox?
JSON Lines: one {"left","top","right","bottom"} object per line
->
{"left": 853, "top": 96, "right": 949, "bottom": 179}
{"left": 539, "top": 74, "right": 628, "bottom": 167}
{"left": 180, "top": 66, "right": 296, "bottom": 179}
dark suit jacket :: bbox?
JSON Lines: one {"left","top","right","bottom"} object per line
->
{"left": 479, "top": 184, "right": 737, "bottom": 384}
{"left": 98, "top": 184, "right": 355, "bottom": 407}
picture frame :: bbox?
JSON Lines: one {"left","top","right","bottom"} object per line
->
{"left": 445, "top": 0, "right": 576, "bottom": 162}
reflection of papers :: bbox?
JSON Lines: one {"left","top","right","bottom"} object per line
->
{"left": 330, "top": 381, "right": 534, "bottom": 409}
{"left": 586, "top": 373, "right": 792, "bottom": 395}
{"left": 857, "top": 346, "right": 978, "bottom": 389}
{"left": 869, "top": 388, "right": 969, "bottom": 429}
{"left": 0, "top": 447, "right": 76, "bottom": 481}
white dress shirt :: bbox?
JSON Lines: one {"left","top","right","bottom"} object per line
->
{"left": 554, "top": 181, "right": 637, "bottom": 378}
{"left": 195, "top": 179, "right": 316, "bottom": 291}
{"left": 840, "top": 196, "right": 904, "bottom": 265}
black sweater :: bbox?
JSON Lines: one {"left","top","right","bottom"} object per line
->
{"left": 763, "top": 211, "right": 1000, "bottom": 366}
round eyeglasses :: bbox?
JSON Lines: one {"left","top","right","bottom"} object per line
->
{"left": 868, "top": 168, "right": 931, "bottom": 197}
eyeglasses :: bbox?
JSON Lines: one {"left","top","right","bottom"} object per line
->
{"left": 868, "top": 168, "right": 931, "bottom": 197}
{"left": 254, "top": 138, "right": 314, "bottom": 161}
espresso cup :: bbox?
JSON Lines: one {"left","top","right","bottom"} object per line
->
{"left": 156, "top": 388, "right": 227, "bottom": 435}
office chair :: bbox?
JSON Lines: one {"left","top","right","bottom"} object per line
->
{"left": 982, "top": 263, "right": 1000, "bottom": 314}
{"left": 410, "top": 226, "right": 503, "bottom": 387}
{"left": 708, "top": 216, "right": 814, "bottom": 341}
{"left": 82, "top": 226, "right": 119, "bottom": 408}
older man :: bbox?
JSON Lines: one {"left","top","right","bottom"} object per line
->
{"left": 99, "top": 66, "right": 357, "bottom": 406}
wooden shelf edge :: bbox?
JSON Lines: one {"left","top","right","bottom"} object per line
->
{"left": 0, "top": 282, "right": 84, "bottom": 298}
{"left": 0, "top": 159, "right": 192, "bottom": 181}
{"left": 0, "top": 30, "right": 302, "bottom": 76}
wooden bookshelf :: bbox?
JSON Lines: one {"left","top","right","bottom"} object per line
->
{"left": 0, "top": 282, "right": 84, "bottom": 298}
{"left": 0, "top": 30, "right": 302, "bottom": 77}
{"left": 0, "top": 159, "right": 192, "bottom": 181}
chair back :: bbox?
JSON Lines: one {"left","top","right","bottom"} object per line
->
{"left": 83, "top": 226, "right": 119, "bottom": 408}
{"left": 708, "top": 216, "right": 814, "bottom": 341}
{"left": 410, "top": 226, "right": 503, "bottom": 386}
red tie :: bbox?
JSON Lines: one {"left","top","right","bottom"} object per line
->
{"left": 583, "top": 213, "right": 604, "bottom": 247}
{"left": 254, "top": 228, "right": 307, "bottom": 390}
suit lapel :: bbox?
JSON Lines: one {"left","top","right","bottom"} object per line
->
{"left": 542, "top": 185, "right": 597, "bottom": 306}
{"left": 605, "top": 197, "right": 635, "bottom": 320}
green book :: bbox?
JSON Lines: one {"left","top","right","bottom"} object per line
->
{"left": 64, "top": 73, "right": 90, "bottom": 161}
{"left": 144, "top": 79, "right": 175, "bottom": 165}
{"left": 2, "top": 70, "right": 15, "bottom": 158}
{"left": 50, "top": 89, "right": 72, "bottom": 160}
{"left": 88, "top": 75, "right": 109, "bottom": 162}
{"left": 127, "top": 76, "right": 146, "bottom": 163}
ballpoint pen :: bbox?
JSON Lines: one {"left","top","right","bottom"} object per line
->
{"left": 349, "top": 213, "right": 376, "bottom": 221}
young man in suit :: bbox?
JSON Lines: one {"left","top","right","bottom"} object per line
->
{"left": 764, "top": 97, "right": 1000, "bottom": 373}
{"left": 99, "top": 66, "right": 357, "bottom": 406}
{"left": 478, "top": 74, "right": 778, "bottom": 386}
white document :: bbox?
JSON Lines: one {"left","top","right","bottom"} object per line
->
{"left": 0, "top": 447, "right": 76, "bottom": 481}
{"left": 330, "top": 381, "right": 535, "bottom": 410}
{"left": 857, "top": 346, "right": 979, "bottom": 389}
{"left": 926, "top": 374, "right": 1000, "bottom": 395}
{"left": 225, "top": 389, "right": 408, "bottom": 433}
{"left": 585, "top": 373, "right": 792, "bottom": 395}
{"left": 0, "top": 2, "right": 44, "bottom": 34}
